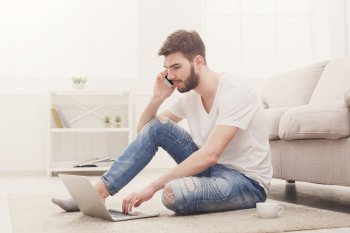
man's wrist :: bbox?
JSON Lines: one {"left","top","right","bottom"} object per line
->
{"left": 148, "top": 181, "right": 164, "bottom": 192}
{"left": 151, "top": 95, "right": 165, "bottom": 104}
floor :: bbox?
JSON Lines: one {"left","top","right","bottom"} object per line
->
{"left": 0, "top": 169, "right": 349, "bottom": 233}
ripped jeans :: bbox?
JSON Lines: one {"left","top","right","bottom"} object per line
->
{"left": 102, "top": 117, "right": 266, "bottom": 215}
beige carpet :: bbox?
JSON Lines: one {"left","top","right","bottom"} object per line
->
{"left": 9, "top": 192, "right": 350, "bottom": 233}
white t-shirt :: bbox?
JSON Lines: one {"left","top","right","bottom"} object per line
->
{"left": 168, "top": 73, "right": 273, "bottom": 193}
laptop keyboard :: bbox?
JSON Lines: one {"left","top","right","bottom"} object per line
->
{"left": 108, "top": 209, "right": 135, "bottom": 217}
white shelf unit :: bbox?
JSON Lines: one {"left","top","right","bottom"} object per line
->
{"left": 48, "top": 90, "right": 133, "bottom": 176}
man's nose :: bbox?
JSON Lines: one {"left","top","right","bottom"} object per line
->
{"left": 167, "top": 70, "right": 175, "bottom": 80}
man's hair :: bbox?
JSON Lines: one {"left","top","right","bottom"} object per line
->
{"left": 158, "top": 30, "right": 206, "bottom": 64}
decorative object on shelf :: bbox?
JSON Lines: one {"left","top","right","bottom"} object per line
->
{"left": 104, "top": 116, "right": 111, "bottom": 128}
{"left": 114, "top": 115, "right": 122, "bottom": 128}
{"left": 56, "top": 108, "right": 70, "bottom": 128}
{"left": 71, "top": 76, "right": 88, "bottom": 90}
{"left": 51, "top": 108, "right": 63, "bottom": 128}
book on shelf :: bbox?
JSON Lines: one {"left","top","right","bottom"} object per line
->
{"left": 51, "top": 108, "right": 63, "bottom": 128}
{"left": 73, "top": 156, "right": 114, "bottom": 168}
{"left": 56, "top": 108, "right": 70, "bottom": 128}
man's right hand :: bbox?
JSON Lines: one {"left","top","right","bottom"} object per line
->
{"left": 152, "top": 70, "right": 176, "bottom": 101}
{"left": 136, "top": 71, "right": 176, "bottom": 133}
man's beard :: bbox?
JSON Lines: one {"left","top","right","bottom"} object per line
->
{"left": 177, "top": 64, "right": 200, "bottom": 93}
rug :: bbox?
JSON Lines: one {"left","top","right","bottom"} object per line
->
{"left": 9, "top": 192, "right": 350, "bottom": 233}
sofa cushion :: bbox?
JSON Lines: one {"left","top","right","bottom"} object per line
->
{"left": 310, "top": 58, "right": 350, "bottom": 103}
{"left": 279, "top": 101, "right": 350, "bottom": 140}
{"left": 265, "top": 107, "right": 290, "bottom": 140}
{"left": 261, "top": 61, "right": 328, "bottom": 108}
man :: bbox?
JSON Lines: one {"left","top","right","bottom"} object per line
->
{"left": 52, "top": 30, "right": 272, "bottom": 215}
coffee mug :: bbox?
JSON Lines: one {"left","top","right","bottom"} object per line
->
{"left": 256, "top": 202, "right": 284, "bottom": 219}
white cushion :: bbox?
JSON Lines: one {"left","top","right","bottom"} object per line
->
{"left": 279, "top": 101, "right": 350, "bottom": 140}
{"left": 261, "top": 61, "right": 328, "bottom": 108}
{"left": 310, "top": 58, "right": 350, "bottom": 103}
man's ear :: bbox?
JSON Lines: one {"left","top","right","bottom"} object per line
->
{"left": 194, "top": 55, "right": 205, "bottom": 66}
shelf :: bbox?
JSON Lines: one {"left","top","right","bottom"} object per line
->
{"left": 48, "top": 90, "right": 132, "bottom": 176}
{"left": 50, "top": 128, "right": 130, "bottom": 133}
{"left": 49, "top": 166, "right": 110, "bottom": 172}
{"left": 49, "top": 161, "right": 111, "bottom": 173}
{"left": 50, "top": 90, "right": 129, "bottom": 96}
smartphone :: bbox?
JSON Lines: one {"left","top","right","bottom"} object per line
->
{"left": 163, "top": 75, "right": 173, "bottom": 88}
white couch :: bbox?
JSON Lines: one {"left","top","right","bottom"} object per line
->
{"left": 261, "top": 58, "right": 350, "bottom": 186}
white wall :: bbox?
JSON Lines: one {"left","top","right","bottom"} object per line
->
{"left": 0, "top": 93, "right": 49, "bottom": 171}
{"left": 347, "top": 0, "right": 350, "bottom": 56}
{"left": 0, "top": 0, "right": 138, "bottom": 91}
{"left": 137, "top": 0, "right": 203, "bottom": 93}
{"left": 328, "top": 0, "right": 348, "bottom": 58}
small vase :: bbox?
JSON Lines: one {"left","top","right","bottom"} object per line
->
{"left": 105, "top": 123, "right": 112, "bottom": 128}
{"left": 73, "top": 83, "right": 86, "bottom": 90}
{"left": 115, "top": 122, "right": 122, "bottom": 128}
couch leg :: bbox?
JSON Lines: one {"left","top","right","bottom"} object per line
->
{"left": 286, "top": 180, "right": 295, "bottom": 184}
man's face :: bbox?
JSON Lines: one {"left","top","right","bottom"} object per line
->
{"left": 164, "top": 52, "right": 199, "bottom": 93}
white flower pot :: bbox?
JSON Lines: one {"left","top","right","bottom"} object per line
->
{"left": 73, "top": 83, "right": 86, "bottom": 90}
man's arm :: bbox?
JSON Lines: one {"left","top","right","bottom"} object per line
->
{"left": 136, "top": 103, "right": 182, "bottom": 133}
{"left": 136, "top": 70, "right": 178, "bottom": 133}
{"left": 136, "top": 97, "right": 163, "bottom": 134}
{"left": 149, "top": 125, "right": 238, "bottom": 189}
{"left": 123, "top": 125, "right": 239, "bottom": 213}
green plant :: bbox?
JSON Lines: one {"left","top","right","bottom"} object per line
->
{"left": 71, "top": 76, "right": 88, "bottom": 84}
{"left": 114, "top": 115, "right": 121, "bottom": 123}
{"left": 104, "top": 116, "right": 111, "bottom": 123}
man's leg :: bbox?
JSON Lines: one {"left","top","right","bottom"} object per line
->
{"left": 161, "top": 164, "right": 266, "bottom": 215}
{"left": 52, "top": 117, "right": 203, "bottom": 211}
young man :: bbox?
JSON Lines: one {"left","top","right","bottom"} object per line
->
{"left": 52, "top": 30, "right": 272, "bottom": 215}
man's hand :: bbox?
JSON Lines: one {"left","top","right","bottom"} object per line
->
{"left": 153, "top": 70, "right": 176, "bottom": 101}
{"left": 122, "top": 185, "right": 157, "bottom": 214}
{"left": 136, "top": 70, "right": 176, "bottom": 133}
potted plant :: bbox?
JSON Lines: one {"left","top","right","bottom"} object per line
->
{"left": 114, "top": 115, "right": 122, "bottom": 128}
{"left": 72, "top": 76, "right": 88, "bottom": 90}
{"left": 104, "top": 116, "right": 111, "bottom": 128}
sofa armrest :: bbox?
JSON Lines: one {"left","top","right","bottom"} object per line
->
{"left": 265, "top": 107, "right": 290, "bottom": 140}
{"left": 279, "top": 101, "right": 350, "bottom": 140}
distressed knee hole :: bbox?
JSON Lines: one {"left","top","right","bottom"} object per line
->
{"left": 162, "top": 185, "right": 175, "bottom": 206}
{"left": 157, "top": 116, "right": 169, "bottom": 124}
{"left": 184, "top": 177, "right": 195, "bottom": 191}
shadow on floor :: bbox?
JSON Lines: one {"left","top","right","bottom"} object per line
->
{"left": 268, "top": 180, "right": 350, "bottom": 214}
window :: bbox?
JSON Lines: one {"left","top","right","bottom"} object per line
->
{"left": 204, "top": 0, "right": 330, "bottom": 79}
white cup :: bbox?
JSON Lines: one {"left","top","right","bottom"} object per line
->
{"left": 256, "top": 202, "right": 284, "bottom": 219}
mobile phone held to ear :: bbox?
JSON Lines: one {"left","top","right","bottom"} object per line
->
{"left": 163, "top": 75, "right": 173, "bottom": 88}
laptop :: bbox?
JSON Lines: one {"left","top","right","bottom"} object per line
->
{"left": 59, "top": 174, "right": 160, "bottom": 222}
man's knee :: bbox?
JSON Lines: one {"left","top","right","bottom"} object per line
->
{"left": 161, "top": 184, "right": 175, "bottom": 208}
{"left": 161, "top": 178, "right": 195, "bottom": 213}
{"left": 140, "top": 117, "right": 169, "bottom": 134}
{"left": 157, "top": 116, "right": 170, "bottom": 124}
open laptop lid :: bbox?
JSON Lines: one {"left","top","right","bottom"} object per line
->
{"left": 59, "top": 174, "right": 114, "bottom": 221}
{"left": 59, "top": 174, "right": 159, "bottom": 222}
